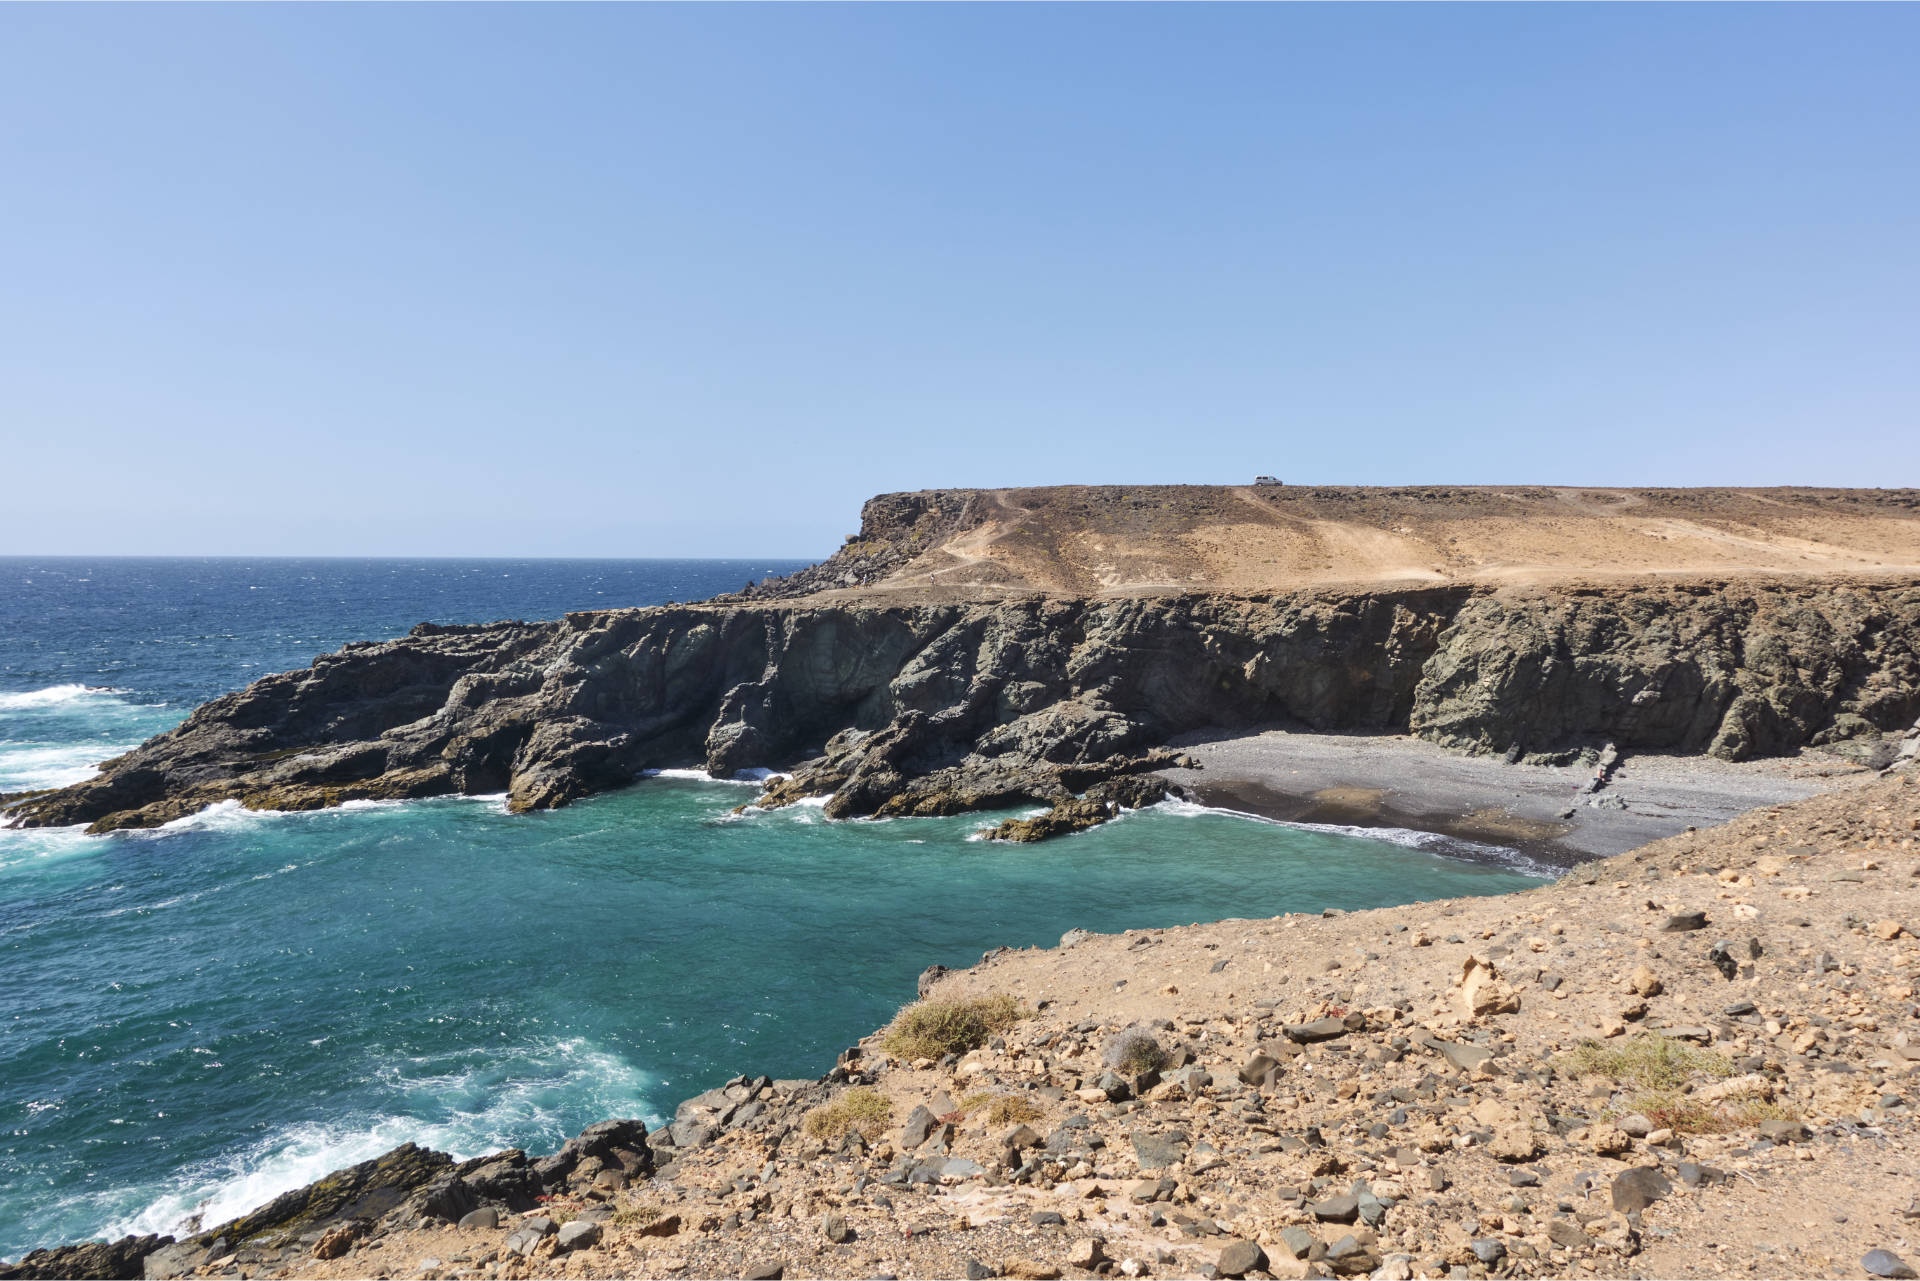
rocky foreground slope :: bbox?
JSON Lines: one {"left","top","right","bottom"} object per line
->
{"left": 9, "top": 766, "right": 1915, "bottom": 1281}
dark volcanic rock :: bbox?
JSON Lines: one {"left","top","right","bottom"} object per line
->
{"left": 215, "top": 1142, "right": 453, "bottom": 1246}
{"left": 0, "top": 1234, "right": 171, "bottom": 1280}
{"left": 8, "top": 577, "right": 1918, "bottom": 837}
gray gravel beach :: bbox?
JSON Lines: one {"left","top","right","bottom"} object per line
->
{"left": 1160, "top": 726, "right": 1873, "bottom": 864}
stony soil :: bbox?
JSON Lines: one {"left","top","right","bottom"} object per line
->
{"left": 741, "top": 486, "right": 1920, "bottom": 601}
{"left": 27, "top": 765, "right": 1912, "bottom": 1281}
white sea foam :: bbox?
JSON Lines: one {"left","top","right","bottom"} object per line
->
{"left": 0, "top": 741, "right": 141, "bottom": 790}
{"left": 0, "top": 684, "right": 126, "bottom": 710}
{"left": 641, "top": 767, "right": 780, "bottom": 786}
{"left": 86, "top": 1038, "right": 660, "bottom": 1245}
{"left": 0, "top": 825, "right": 100, "bottom": 879}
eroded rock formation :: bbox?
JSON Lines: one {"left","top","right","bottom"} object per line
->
{"left": 5, "top": 581, "right": 1917, "bottom": 836}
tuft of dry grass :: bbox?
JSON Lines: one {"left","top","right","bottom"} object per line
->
{"left": 961, "top": 1092, "right": 1045, "bottom": 1126}
{"left": 1560, "top": 1034, "right": 1799, "bottom": 1135}
{"left": 1624, "top": 1089, "right": 1801, "bottom": 1135}
{"left": 610, "top": 1204, "right": 662, "bottom": 1227}
{"left": 802, "top": 1087, "right": 893, "bottom": 1142}
{"left": 1558, "top": 1033, "right": 1735, "bottom": 1092}
{"left": 880, "top": 993, "right": 1027, "bottom": 1060}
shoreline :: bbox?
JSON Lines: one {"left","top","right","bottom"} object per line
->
{"left": 12, "top": 766, "right": 1911, "bottom": 1280}
{"left": 1161, "top": 726, "right": 1871, "bottom": 864}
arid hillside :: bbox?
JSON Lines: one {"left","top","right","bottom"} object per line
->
{"left": 740, "top": 486, "right": 1920, "bottom": 600}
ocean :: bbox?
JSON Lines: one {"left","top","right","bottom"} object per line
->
{"left": 0, "top": 558, "right": 1544, "bottom": 1262}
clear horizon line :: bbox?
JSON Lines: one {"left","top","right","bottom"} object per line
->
{"left": 0, "top": 552, "right": 830, "bottom": 563}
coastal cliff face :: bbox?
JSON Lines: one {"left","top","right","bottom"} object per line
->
{"left": 6, "top": 580, "right": 1917, "bottom": 835}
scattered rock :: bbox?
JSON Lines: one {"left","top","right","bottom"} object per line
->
{"left": 1864, "top": 1249, "right": 1919, "bottom": 1279}
{"left": 1611, "top": 1166, "right": 1673, "bottom": 1213}
{"left": 1311, "top": 1193, "right": 1360, "bottom": 1223}
{"left": 554, "top": 1220, "right": 600, "bottom": 1253}
{"left": 1215, "top": 1239, "right": 1266, "bottom": 1277}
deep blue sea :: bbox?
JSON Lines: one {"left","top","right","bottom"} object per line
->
{"left": 0, "top": 558, "right": 1543, "bottom": 1262}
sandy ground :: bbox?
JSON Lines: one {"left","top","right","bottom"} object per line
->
{"left": 793, "top": 486, "right": 1920, "bottom": 600}
{"left": 1161, "top": 729, "right": 1873, "bottom": 863}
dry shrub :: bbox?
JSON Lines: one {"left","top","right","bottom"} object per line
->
{"left": 881, "top": 993, "right": 1027, "bottom": 1060}
{"left": 1102, "top": 1027, "right": 1168, "bottom": 1076}
{"left": 1560, "top": 1034, "right": 1799, "bottom": 1135}
{"left": 802, "top": 1087, "right": 893, "bottom": 1142}
{"left": 1558, "top": 1033, "right": 1734, "bottom": 1091}
{"left": 962, "top": 1092, "right": 1045, "bottom": 1125}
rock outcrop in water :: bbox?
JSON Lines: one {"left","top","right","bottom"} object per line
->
{"left": 4, "top": 577, "right": 1918, "bottom": 835}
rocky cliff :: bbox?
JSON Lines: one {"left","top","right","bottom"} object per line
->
{"left": 6, "top": 579, "right": 1918, "bottom": 836}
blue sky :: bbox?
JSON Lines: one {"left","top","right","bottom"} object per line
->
{"left": 2, "top": 4, "right": 1914, "bottom": 557}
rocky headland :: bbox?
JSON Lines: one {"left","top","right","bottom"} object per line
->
{"left": 6, "top": 484, "right": 1920, "bottom": 1280}
{"left": 5, "top": 486, "right": 1920, "bottom": 846}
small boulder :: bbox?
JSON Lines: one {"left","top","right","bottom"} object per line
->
{"left": 1237, "top": 1052, "right": 1279, "bottom": 1086}
{"left": 555, "top": 1220, "right": 601, "bottom": 1253}
{"left": 1759, "top": 1118, "right": 1811, "bottom": 1144}
{"left": 1611, "top": 1167, "right": 1672, "bottom": 1213}
{"left": 1215, "top": 1239, "right": 1266, "bottom": 1277}
{"left": 900, "top": 1105, "right": 938, "bottom": 1149}
{"left": 1065, "top": 1238, "right": 1105, "bottom": 1269}
{"left": 1311, "top": 1193, "right": 1360, "bottom": 1223}
{"left": 1864, "top": 1250, "right": 1919, "bottom": 1279}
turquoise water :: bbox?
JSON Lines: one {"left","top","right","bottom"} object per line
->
{"left": 0, "top": 559, "right": 1544, "bottom": 1261}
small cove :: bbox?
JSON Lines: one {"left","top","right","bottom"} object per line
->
{"left": 0, "top": 559, "right": 1543, "bottom": 1261}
